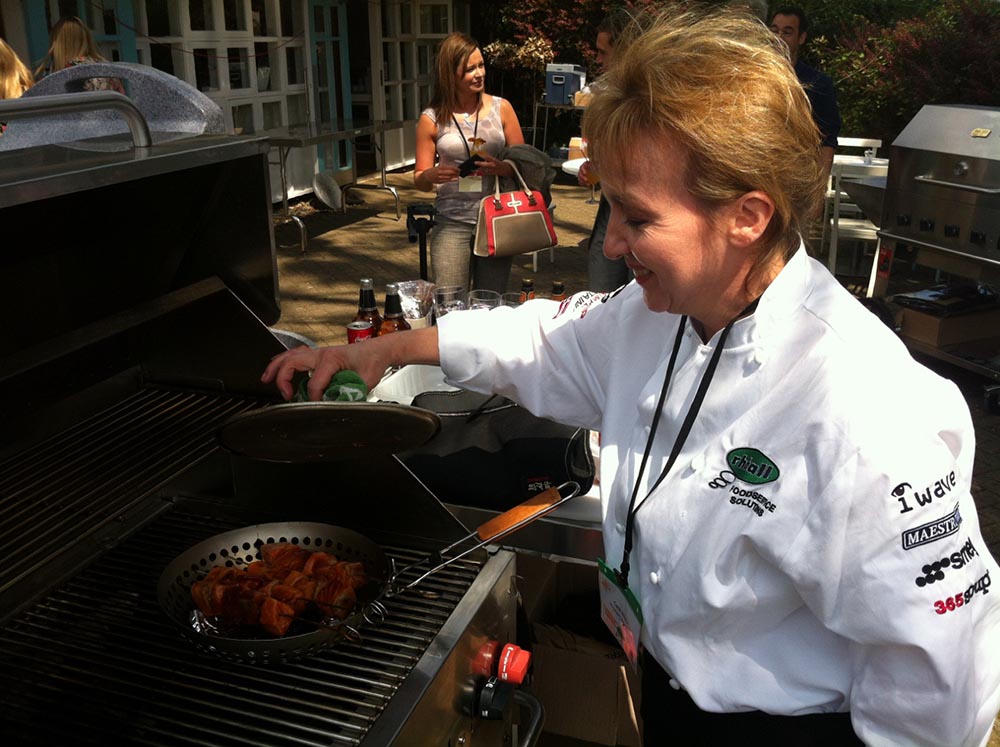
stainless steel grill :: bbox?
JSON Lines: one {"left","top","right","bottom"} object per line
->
{"left": 0, "top": 99, "right": 523, "bottom": 747}
{"left": 879, "top": 104, "right": 1000, "bottom": 266}
{"left": 0, "top": 506, "right": 482, "bottom": 746}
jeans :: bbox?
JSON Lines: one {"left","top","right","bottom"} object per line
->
{"left": 430, "top": 215, "right": 513, "bottom": 294}
{"left": 587, "top": 194, "right": 632, "bottom": 292}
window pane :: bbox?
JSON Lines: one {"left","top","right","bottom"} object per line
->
{"left": 315, "top": 43, "right": 327, "bottom": 88}
{"left": 251, "top": 0, "right": 269, "bottom": 35}
{"left": 228, "top": 47, "right": 250, "bottom": 89}
{"left": 145, "top": 0, "right": 173, "bottom": 36}
{"left": 194, "top": 49, "right": 219, "bottom": 91}
{"left": 150, "top": 42, "right": 175, "bottom": 75}
{"left": 233, "top": 103, "right": 254, "bottom": 134}
{"left": 287, "top": 93, "right": 307, "bottom": 124}
{"left": 189, "top": 0, "right": 213, "bottom": 31}
{"left": 286, "top": 46, "right": 303, "bottom": 85}
{"left": 255, "top": 42, "right": 271, "bottom": 91}
{"left": 313, "top": 6, "right": 325, "bottom": 34}
{"left": 418, "top": 43, "right": 431, "bottom": 76}
{"left": 401, "top": 42, "right": 414, "bottom": 79}
{"left": 280, "top": 0, "right": 301, "bottom": 36}
{"left": 224, "top": 0, "right": 246, "bottom": 31}
{"left": 263, "top": 101, "right": 282, "bottom": 129}
{"left": 400, "top": 2, "right": 412, "bottom": 35}
{"left": 402, "top": 84, "right": 413, "bottom": 120}
{"left": 419, "top": 5, "right": 448, "bottom": 34}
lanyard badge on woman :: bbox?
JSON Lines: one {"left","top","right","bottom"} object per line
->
{"left": 598, "top": 300, "right": 759, "bottom": 669}
{"left": 453, "top": 101, "right": 483, "bottom": 193}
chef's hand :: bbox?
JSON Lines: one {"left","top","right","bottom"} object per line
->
{"left": 577, "top": 160, "right": 593, "bottom": 188}
{"left": 261, "top": 327, "right": 442, "bottom": 401}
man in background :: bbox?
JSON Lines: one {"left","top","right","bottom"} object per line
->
{"left": 579, "top": 10, "right": 632, "bottom": 293}
{"left": 770, "top": 6, "right": 841, "bottom": 181}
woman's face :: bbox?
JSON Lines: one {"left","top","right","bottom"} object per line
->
{"left": 600, "top": 135, "right": 749, "bottom": 324}
{"left": 456, "top": 48, "right": 485, "bottom": 96}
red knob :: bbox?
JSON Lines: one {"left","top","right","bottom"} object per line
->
{"left": 473, "top": 640, "right": 500, "bottom": 677}
{"left": 497, "top": 643, "right": 531, "bottom": 685}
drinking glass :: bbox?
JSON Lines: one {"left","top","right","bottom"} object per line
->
{"left": 434, "top": 286, "right": 467, "bottom": 317}
{"left": 467, "top": 289, "right": 501, "bottom": 310}
{"left": 501, "top": 293, "right": 523, "bottom": 308}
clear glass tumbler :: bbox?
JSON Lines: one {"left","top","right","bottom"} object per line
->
{"left": 467, "top": 289, "right": 501, "bottom": 310}
{"left": 434, "top": 286, "right": 467, "bottom": 317}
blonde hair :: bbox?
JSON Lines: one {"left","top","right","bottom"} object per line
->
{"left": 428, "top": 32, "right": 480, "bottom": 125}
{"left": 35, "top": 16, "right": 106, "bottom": 78}
{"left": 583, "top": 5, "right": 825, "bottom": 284}
{"left": 0, "top": 38, "right": 33, "bottom": 99}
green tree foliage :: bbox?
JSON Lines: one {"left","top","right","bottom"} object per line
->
{"left": 811, "top": 0, "right": 1000, "bottom": 145}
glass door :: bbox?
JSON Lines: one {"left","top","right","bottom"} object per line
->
{"left": 310, "top": 0, "right": 352, "bottom": 175}
{"left": 377, "top": 0, "right": 449, "bottom": 169}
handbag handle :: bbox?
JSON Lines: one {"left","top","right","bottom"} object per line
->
{"left": 493, "top": 160, "right": 537, "bottom": 207}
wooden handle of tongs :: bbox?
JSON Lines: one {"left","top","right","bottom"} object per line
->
{"left": 476, "top": 484, "right": 574, "bottom": 543}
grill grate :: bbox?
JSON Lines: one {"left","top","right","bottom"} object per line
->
{"left": 0, "top": 388, "right": 265, "bottom": 595}
{"left": 0, "top": 508, "right": 481, "bottom": 746}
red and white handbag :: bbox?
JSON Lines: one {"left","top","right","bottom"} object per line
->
{"left": 472, "top": 161, "right": 557, "bottom": 258}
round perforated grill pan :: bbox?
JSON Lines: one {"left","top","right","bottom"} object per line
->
{"left": 218, "top": 402, "right": 441, "bottom": 462}
{"left": 157, "top": 522, "right": 388, "bottom": 664}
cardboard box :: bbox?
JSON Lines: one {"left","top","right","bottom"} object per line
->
{"left": 568, "top": 137, "right": 585, "bottom": 161}
{"left": 518, "top": 554, "right": 642, "bottom": 746}
{"left": 546, "top": 64, "right": 586, "bottom": 106}
{"left": 899, "top": 306, "right": 1000, "bottom": 347}
{"left": 574, "top": 91, "right": 592, "bottom": 107}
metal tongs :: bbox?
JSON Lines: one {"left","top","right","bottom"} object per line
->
{"left": 388, "top": 480, "right": 581, "bottom": 594}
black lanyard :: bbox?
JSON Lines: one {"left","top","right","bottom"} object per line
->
{"left": 451, "top": 97, "right": 480, "bottom": 159}
{"left": 617, "top": 299, "right": 759, "bottom": 588}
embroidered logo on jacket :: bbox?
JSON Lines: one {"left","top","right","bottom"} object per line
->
{"left": 914, "top": 537, "right": 978, "bottom": 587}
{"left": 892, "top": 471, "right": 957, "bottom": 514}
{"left": 901, "top": 504, "right": 962, "bottom": 551}
{"left": 933, "top": 569, "right": 991, "bottom": 615}
{"left": 705, "top": 448, "right": 781, "bottom": 517}
{"left": 726, "top": 448, "right": 780, "bottom": 485}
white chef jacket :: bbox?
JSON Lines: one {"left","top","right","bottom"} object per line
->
{"left": 438, "top": 246, "right": 1000, "bottom": 747}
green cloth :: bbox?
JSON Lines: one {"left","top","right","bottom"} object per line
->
{"left": 296, "top": 370, "right": 369, "bottom": 402}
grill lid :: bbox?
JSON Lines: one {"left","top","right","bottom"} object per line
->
{"left": 892, "top": 104, "right": 1000, "bottom": 161}
{"left": 217, "top": 402, "right": 442, "bottom": 462}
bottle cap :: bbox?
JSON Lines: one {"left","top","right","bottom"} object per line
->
{"left": 386, "top": 283, "right": 398, "bottom": 294}
{"left": 361, "top": 278, "right": 374, "bottom": 289}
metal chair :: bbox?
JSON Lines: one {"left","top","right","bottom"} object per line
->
{"left": 822, "top": 137, "right": 884, "bottom": 274}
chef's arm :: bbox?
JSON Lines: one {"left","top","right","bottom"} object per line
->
{"left": 261, "top": 327, "right": 440, "bottom": 401}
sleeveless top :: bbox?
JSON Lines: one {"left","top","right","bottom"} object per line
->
{"left": 422, "top": 95, "right": 508, "bottom": 224}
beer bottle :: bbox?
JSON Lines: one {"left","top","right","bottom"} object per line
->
{"left": 550, "top": 281, "right": 567, "bottom": 301}
{"left": 519, "top": 278, "right": 535, "bottom": 303}
{"left": 353, "top": 278, "right": 383, "bottom": 334}
{"left": 377, "top": 283, "right": 411, "bottom": 336}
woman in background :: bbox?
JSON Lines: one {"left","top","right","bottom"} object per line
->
{"left": 34, "top": 16, "right": 125, "bottom": 93}
{"left": 0, "top": 38, "right": 33, "bottom": 100}
{"left": 414, "top": 32, "right": 524, "bottom": 294}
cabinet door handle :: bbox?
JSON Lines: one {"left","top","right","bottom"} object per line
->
{"left": 914, "top": 175, "right": 1000, "bottom": 194}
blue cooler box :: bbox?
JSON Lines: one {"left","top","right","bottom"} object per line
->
{"left": 545, "top": 64, "right": 586, "bottom": 106}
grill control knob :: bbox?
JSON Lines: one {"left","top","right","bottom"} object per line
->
{"left": 954, "top": 160, "right": 969, "bottom": 177}
{"left": 945, "top": 224, "right": 961, "bottom": 238}
{"left": 897, "top": 214, "right": 912, "bottom": 227}
{"left": 497, "top": 643, "right": 532, "bottom": 685}
{"left": 919, "top": 219, "right": 935, "bottom": 232}
{"left": 478, "top": 676, "right": 514, "bottom": 720}
{"left": 970, "top": 230, "right": 986, "bottom": 245}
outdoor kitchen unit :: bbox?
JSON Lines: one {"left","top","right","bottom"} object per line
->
{"left": 0, "top": 98, "right": 538, "bottom": 746}
{"left": 872, "top": 104, "right": 1000, "bottom": 380}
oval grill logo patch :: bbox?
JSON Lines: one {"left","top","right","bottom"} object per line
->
{"left": 726, "top": 448, "right": 779, "bottom": 485}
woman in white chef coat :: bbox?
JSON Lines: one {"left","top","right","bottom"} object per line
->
{"left": 263, "top": 6, "right": 1000, "bottom": 746}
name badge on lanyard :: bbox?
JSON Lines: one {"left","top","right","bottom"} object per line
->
{"left": 458, "top": 174, "right": 482, "bottom": 192}
{"left": 598, "top": 557, "right": 643, "bottom": 671}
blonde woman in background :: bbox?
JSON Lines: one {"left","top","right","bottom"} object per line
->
{"left": 34, "top": 16, "right": 124, "bottom": 93}
{"left": 0, "top": 38, "right": 33, "bottom": 99}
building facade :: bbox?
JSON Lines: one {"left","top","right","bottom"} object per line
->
{"left": 3, "top": 0, "right": 471, "bottom": 201}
